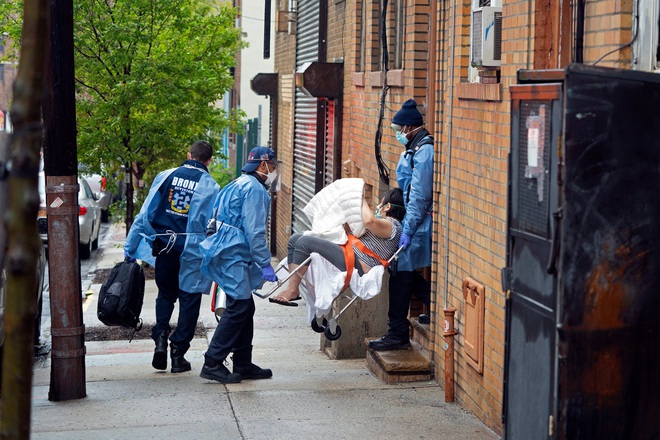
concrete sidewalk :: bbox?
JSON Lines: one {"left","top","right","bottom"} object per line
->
{"left": 30, "top": 223, "right": 499, "bottom": 440}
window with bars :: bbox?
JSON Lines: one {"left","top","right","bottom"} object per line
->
{"left": 359, "top": 1, "right": 367, "bottom": 71}
{"left": 358, "top": 1, "right": 381, "bottom": 71}
{"left": 358, "top": 0, "right": 405, "bottom": 72}
{"left": 391, "top": 0, "right": 405, "bottom": 70}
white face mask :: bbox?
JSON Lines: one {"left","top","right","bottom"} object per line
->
{"left": 257, "top": 162, "right": 278, "bottom": 187}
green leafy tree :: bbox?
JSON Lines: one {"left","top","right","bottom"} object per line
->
{"left": 2, "top": 0, "right": 245, "bottom": 229}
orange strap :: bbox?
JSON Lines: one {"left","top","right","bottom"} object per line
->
{"left": 340, "top": 238, "right": 355, "bottom": 291}
{"left": 346, "top": 234, "right": 390, "bottom": 267}
{"left": 340, "top": 234, "right": 390, "bottom": 291}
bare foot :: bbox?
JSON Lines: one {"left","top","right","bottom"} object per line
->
{"left": 272, "top": 288, "right": 300, "bottom": 302}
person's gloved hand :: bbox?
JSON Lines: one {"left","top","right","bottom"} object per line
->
{"left": 399, "top": 233, "right": 411, "bottom": 250}
{"left": 261, "top": 264, "right": 277, "bottom": 282}
{"left": 205, "top": 218, "right": 217, "bottom": 237}
{"left": 124, "top": 250, "right": 136, "bottom": 263}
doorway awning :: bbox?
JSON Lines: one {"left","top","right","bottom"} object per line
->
{"left": 295, "top": 62, "right": 343, "bottom": 98}
{"left": 251, "top": 73, "right": 278, "bottom": 97}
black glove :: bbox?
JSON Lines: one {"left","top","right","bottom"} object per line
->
{"left": 205, "top": 218, "right": 217, "bottom": 237}
{"left": 124, "top": 251, "right": 136, "bottom": 263}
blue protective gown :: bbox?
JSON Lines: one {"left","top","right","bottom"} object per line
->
{"left": 124, "top": 161, "right": 220, "bottom": 294}
{"left": 199, "top": 173, "right": 272, "bottom": 300}
{"left": 396, "top": 133, "right": 434, "bottom": 271}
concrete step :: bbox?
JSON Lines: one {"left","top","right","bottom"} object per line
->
{"left": 365, "top": 339, "right": 433, "bottom": 384}
{"left": 411, "top": 317, "right": 432, "bottom": 353}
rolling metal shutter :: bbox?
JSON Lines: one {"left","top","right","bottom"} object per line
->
{"left": 292, "top": 0, "right": 320, "bottom": 233}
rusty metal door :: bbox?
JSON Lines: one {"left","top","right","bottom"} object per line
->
{"left": 557, "top": 64, "right": 660, "bottom": 440}
{"left": 504, "top": 82, "right": 563, "bottom": 439}
{"left": 505, "top": 64, "right": 660, "bottom": 439}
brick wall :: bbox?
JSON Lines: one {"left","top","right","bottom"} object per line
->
{"left": 430, "top": 0, "right": 635, "bottom": 433}
{"left": 273, "top": 0, "right": 637, "bottom": 435}
{"left": 273, "top": 0, "right": 297, "bottom": 259}
{"left": 583, "top": 0, "right": 633, "bottom": 67}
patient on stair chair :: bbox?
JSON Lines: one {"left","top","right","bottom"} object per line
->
{"left": 269, "top": 178, "right": 405, "bottom": 331}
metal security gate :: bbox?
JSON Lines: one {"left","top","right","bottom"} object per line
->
{"left": 503, "top": 82, "right": 563, "bottom": 439}
{"left": 291, "top": 0, "right": 321, "bottom": 233}
{"left": 323, "top": 99, "right": 336, "bottom": 187}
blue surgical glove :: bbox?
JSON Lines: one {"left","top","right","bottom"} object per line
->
{"left": 124, "top": 250, "right": 136, "bottom": 263}
{"left": 261, "top": 264, "right": 277, "bottom": 282}
{"left": 399, "top": 233, "right": 412, "bottom": 250}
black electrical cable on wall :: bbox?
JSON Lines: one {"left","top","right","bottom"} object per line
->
{"left": 375, "top": 0, "right": 390, "bottom": 185}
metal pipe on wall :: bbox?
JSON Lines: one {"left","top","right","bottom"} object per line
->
{"left": 427, "top": 1, "right": 437, "bottom": 134}
{"left": 443, "top": 308, "right": 458, "bottom": 402}
{"left": 443, "top": 0, "right": 458, "bottom": 309}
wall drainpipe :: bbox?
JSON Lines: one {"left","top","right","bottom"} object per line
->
{"left": 441, "top": 0, "right": 459, "bottom": 404}
{"left": 443, "top": 308, "right": 458, "bottom": 402}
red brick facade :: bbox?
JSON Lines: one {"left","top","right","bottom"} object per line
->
{"left": 271, "top": 0, "right": 646, "bottom": 434}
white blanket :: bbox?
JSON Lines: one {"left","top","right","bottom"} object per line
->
{"left": 302, "top": 177, "right": 366, "bottom": 244}
{"left": 276, "top": 255, "right": 385, "bottom": 324}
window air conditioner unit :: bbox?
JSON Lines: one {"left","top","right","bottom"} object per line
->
{"left": 471, "top": 6, "right": 503, "bottom": 67}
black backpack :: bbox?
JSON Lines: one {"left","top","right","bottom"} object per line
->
{"left": 97, "top": 260, "right": 145, "bottom": 332}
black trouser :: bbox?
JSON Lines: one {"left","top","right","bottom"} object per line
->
{"left": 387, "top": 269, "right": 431, "bottom": 340}
{"left": 205, "top": 296, "right": 255, "bottom": 365}
{"left": 153, "top": 249, "right": 202, "bottom": 354}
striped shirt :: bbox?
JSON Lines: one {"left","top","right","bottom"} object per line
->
{"left": 353, "top": 217, "right": 403, "bottom": 267}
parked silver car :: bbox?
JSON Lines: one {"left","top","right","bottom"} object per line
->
{"left": 38, "top": 174, "right": 102, "bottom": 259}
{"left": 78, "top": 176, "right": 102, "bottom": 259}
{"left": 83, "top": 173, "right": 115, "bottom": 222}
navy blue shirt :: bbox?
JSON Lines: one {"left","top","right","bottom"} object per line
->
{"left": 150, "top": 159, "right": 209, "bottom": 252}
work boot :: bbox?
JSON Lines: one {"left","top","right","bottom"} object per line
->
{"left": 170, "top": 343, "right": 191, "bottom": 373}
{"left": 368, "top": 333, "right": 411, "bottom": 351}
{"left": 152, "top": 330, "right": 169, "bottom": 370}
{"left": 231, "top": 346, "right": 272, "bottom": 380}
{"left": 200, "top": 354, "right": 242, "bottom": 384}
{"left": 233, "top": 363, "right": 273, "bottom": 380}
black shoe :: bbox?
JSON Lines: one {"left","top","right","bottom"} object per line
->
{"left": 171, "top": 356, "right": 191, "bottom": 373}
{"left": 233, "top": 363, "right": 272, "bottom": 380}
{"left": 200, "top": 361, "right": 242, "bottom": 384}
{"left": 368, "top": 334, "right": 411, "bottom": 351}
{"left": 418, "top": 314, "right": 430, "bottom": 325}
{"left": 152, "top": 330, "right": 169, "bottom": 370}
{"left": 170, "top": 344, "right": 191, "bottom": 373}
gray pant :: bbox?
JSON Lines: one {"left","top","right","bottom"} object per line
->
{"left": 288, "top": 233, "right": 364, "bottom": 276}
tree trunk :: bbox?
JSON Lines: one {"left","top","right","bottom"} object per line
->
{"left": 125, "top": 163, "right": 134, "bottom": 233}
{"left": 0, "top": 0, "right": 48, "bottom": 438}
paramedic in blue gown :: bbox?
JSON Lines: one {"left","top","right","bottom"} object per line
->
{"left": 369, "top": 99, "right": 434, "bottom": 351}
{"left": 198, "top": 146, "right": 280, "bottom": 384}
{"left": 124, "top": 140, "right": 220, "bottom": 372}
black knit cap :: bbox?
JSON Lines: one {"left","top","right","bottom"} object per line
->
{"left": 392, "top": 99, "right": 423, "bottom": 126}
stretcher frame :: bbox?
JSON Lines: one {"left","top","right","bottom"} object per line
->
{"left": 254, "top": 246, "right": 404, "bottom": 340}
